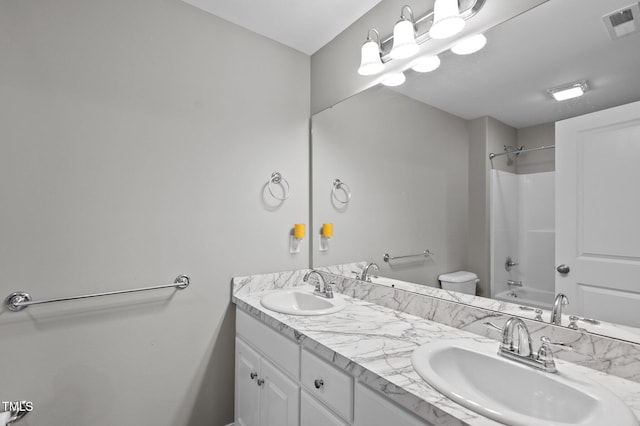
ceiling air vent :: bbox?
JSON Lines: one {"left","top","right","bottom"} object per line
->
{"left": 603, "top": 2, "right": 640, "bottom": 39}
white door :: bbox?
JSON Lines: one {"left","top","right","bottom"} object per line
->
{"left": 235, "top": 338, "right": 261, "bottom": 426}
{"left": 556, "top": 100, "right": 640, "bottom": 326}
{"left": 260, "top": 357, "right": 299, "bottom": 426}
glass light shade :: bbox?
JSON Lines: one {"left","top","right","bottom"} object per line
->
{"left": 451, "top": 33, "right": 487, "bottom": 55}
{"left": 551, "top": 86, "right": 585, "bottom": 101}
{"left": 429, "top": 0, "right": 465, "bottom": 39}
{"left": 358, "top": 40, "right": 384, "bottom": 76}
{"left": 390, "top": 20, "right": 419, "bottom": 59}
{"left": 381, "top": 72, "right": 406, "bottom": 87}
{"left": 411, "top": 55, "right": 441, "bottom": 73}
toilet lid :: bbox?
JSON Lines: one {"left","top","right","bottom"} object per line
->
{"left": 438, "top": 271, "right": 478, "bottom": 282}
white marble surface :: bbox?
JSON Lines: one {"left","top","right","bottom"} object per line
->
{"left": 232, "top": 273, "right": 640, "bottom": 426}
{"left": 323, "top": 269, "right": 640, "bottom": 383}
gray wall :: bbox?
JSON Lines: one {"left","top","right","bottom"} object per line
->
{"left": 467, "top": 117, "right": 517, "bottom": 297}
{"left": 0, "top": 1, "right": 309, "bottom": 425}
{"left": 312, "top": 86, "right": 469, "bottom": 285}
{"left": 517, "top": 122, "right": 555, "bottom": 174}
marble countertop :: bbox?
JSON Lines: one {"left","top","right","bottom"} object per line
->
{"left": 233, "top": 283, "right": 640, "bottom": 426}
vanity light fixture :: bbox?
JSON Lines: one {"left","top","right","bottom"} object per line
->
{"left": 356, "top": 0, "right": 487, "bottom": 81}
{"left": 429, "top": 0, "right": 466, "bottom": 39}
{"left": 451, "top": 33, "right": 487, "bottom": 55}
{"left": 390, "top": 5, "right": 420, "bottom": 59}
{"left": 547, "top": 80, "right": 589, "bottom": 101}
{"left": 411, "top": 55, "right": 441, "bottom": 72}
{"left": 381, "top": 71, "right": 406, "bottom": 87}
{"left": 358, "top": 28, "right": 385, "bottom": 76}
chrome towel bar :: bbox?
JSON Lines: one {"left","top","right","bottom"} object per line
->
{"left": 383, "top": 250, "right": 432, "bottom": 263}
{"left": 4, "top": 275, "right": 190, "bottom": 312}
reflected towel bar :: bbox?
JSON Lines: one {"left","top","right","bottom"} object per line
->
{"left": 383, "top": 250, "right": 432, "bottom": 263}
{"left": 4, "top": 275, "right": 190, "bottom": 312}
{"left": 489, "top": 145, "right": 555, "bottom": 159}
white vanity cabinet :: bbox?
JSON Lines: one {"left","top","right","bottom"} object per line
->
{"left": 235, "top": 310, "right": 301, "bottom": 426}
{"left": 235, "top": 309, "right": 432, "bottom": 426}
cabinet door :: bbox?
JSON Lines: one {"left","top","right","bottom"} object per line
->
{"left": 260, "top": 357, "right": 300, "bottom": 426}
{"left": 301, "top": 390, "right": 349, "bottom": 426}
{"left": 354, "top": 382, "right": 431, "bottom": 426}
{"left": 235, "top": 338, "right": 261, "bottom": 426}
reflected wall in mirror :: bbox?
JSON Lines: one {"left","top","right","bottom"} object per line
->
{"left": 310, "top": 0, "right": 640, "bottom": 342}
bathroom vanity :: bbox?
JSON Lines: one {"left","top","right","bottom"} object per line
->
{"left": 232, "top": 268, "right": 640, "bottom": 426}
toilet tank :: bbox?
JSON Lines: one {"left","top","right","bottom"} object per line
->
{"left": 438, "top": 271, "right": 478, "bottom": 295}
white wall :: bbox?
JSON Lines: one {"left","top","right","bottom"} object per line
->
{"left": 312, "top": 86, "right": 469, "bottom": 285}
{"left": 0, "top": 1, "right": 310, "bottom": 425}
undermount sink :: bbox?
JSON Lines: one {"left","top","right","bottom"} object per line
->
{"left": 412, "top": 339, "right": 638, "bottom": 426}
{"left": 260, "top": 288, "right": 346, "bottom": 316}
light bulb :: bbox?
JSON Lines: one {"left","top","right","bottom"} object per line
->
{"left": 429, "top": 0, "right": 465, "bottom": 39}
{"left": 358, "top": 40, "right": 384, "bottom": 76}
{"left": 451, "top": 33, "right": 487, "bottom": 55}
{"left": 390, "top": 19, "right": 419, "bottom": 59}
{"left": 381, "top": 72, "right": 406, "bottom": 87}
{"left": 411, "top": 55, "right": 441, "bottom": 73}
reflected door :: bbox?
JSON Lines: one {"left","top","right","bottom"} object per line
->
{"left": 556, "top": 100, "right": 640, "bottom": 327}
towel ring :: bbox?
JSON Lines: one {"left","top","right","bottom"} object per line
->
{"left": 332, "top": 179, "right": 352, "bottom": 204}
{"left": 267, "top": 171, "right": 290, "bottom": 201}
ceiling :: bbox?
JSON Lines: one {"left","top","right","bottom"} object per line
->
{"left": 180, "top": 0, "right": 384, "bottom": 55}
{"left": 393, "top": 0, "right": 640, "bottom": 128}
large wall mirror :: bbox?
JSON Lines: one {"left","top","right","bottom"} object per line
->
{"left": 311, "top": 0, "right": 640, "bottom": 343}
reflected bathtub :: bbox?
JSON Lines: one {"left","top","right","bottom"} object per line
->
{"left": 494, "top": 287, "right": 554, "bottom": 311}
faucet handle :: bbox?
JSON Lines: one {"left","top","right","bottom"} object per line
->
{"left": 534, "top": 309, "right": 544, "bottom": 321}
{"left": 325, "top": 282, "right": 335, "bottom": 299}
{"left": 484, "top": 322, "right": 503, "bottom": 333}
{"left": 540, "top": 336, "right": 574, "bottom": 351}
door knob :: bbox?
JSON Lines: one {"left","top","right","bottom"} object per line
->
{"left": 556, "top": 264, "right": 570, "bottom": 274}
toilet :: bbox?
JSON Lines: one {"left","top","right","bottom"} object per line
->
{"left": 439, "top": 271, "right": 479, "bottom": 295}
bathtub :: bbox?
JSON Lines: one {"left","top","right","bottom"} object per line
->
{"left": 494, "top": 287, "right": 554, "bottom": 311}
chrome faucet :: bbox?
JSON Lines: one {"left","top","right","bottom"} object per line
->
{"left": 501, "top": 317, "right": 534, "bottom": 358}
{"left": 496, "top": 317, "right": 563, "bottom": 373}
{"left": 550, "top": 293, "right": 569, "bottom": 325}
{"left": 485, "top": 317, "right": 573, "bottom": 373}
{"left": 303, "top": 270, "right": 333, "bottom": 299}
{"left": 360, "top": 262, "right": 379, "bottom": 282}
{"left": 507, "top": 280, "right": 523, "bottom": 287}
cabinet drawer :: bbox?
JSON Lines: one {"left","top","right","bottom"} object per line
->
{"left": 301, "top": 348, "right": 353, "bottom": 422}
{"left": 236, "top": 309, "right": 300, "bottom": 379}
{"left": 354, "top": 382, "right": 431, "bottom": 426}
{"left": 301, "top": 390, "right": 349, "bottom": 426}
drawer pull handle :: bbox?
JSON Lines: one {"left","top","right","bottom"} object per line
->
{"left": 257, "top": 378, "right": 265, "bottom": 387}
{"left": 314, "top": 379, "right": 324, "bottom": 389}
{"left": 250, "top": 372, "right": 258, "bottom": 380}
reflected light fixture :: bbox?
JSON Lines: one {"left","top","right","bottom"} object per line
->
{"left": 429, "top": 0, "right": 466, "bottom": 39}
{"left": 390, "top": 5, "right": 419, "bottom": 59}
{"left": 381, "top": 72, "right": 406, "bottom": 87}
{"left": 451, "top": 33, "right": 487, "bottom": 55}
{"left": 358, "top": 28, "right": 384, "bottom": 76}
{"left": 547, "top": 80, "right": 589, "bottom": 101}
{"left": 411, "top": 55, "right": 441, "bottom": 73}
